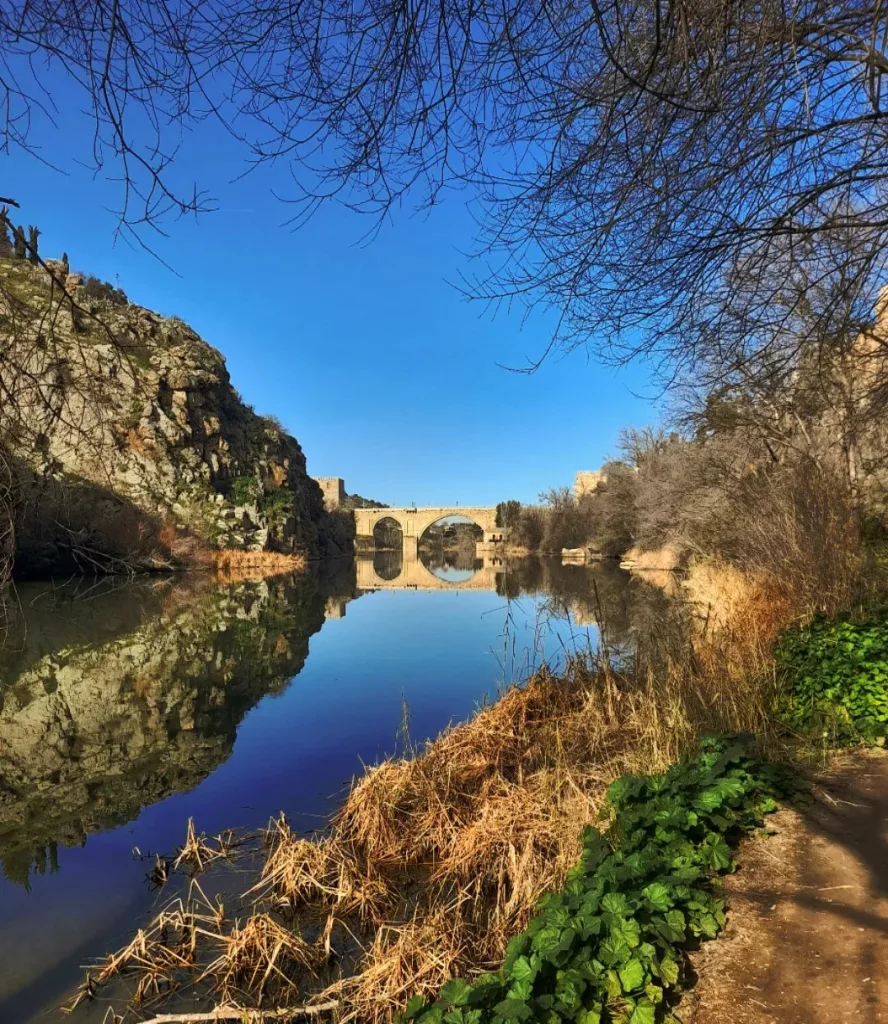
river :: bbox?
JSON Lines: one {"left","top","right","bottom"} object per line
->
{"left": 0, "top": 554, "right": 642, "bottom": 1021}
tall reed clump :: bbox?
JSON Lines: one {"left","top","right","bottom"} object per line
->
{"left": 79, "top": 583, "right": 796, "bottom": 1024}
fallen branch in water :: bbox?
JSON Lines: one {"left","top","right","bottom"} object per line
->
{"left": 139, "top": 1002, "right": 338, "bottom": 1023}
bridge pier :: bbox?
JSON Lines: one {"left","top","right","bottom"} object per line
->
{"left": 403, "top": 534, "right": 419, "bottom": 560}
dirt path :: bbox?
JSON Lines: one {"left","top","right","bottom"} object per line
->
{"left": 677, "top": 749, "right": 888, "bottom": 1023}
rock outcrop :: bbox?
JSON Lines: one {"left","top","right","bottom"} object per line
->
{"left": 0, "top": 257, "right": 345, "bottom": 574}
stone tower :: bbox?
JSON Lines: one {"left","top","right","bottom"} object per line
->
{"left": 315, "top": 477, "right": 346, "bottom": 510}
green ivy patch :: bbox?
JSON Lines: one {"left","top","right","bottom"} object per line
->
{"left": 399, "top": 737, "right": 792, "bottom": 1024}
{"left": 775, "top": 612, "right": 888, "bottom": 744}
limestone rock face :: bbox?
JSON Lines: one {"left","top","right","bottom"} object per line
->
{"left": 0, "top": 259, "right": 338, "bottom": 572}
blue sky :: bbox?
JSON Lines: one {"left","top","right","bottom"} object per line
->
{"left": 3, "top": 85, "right": 659, "bottom": 506}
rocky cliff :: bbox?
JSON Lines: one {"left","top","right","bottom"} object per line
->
{"left": 0, "top": 257, "right": 345, "bottom": 574}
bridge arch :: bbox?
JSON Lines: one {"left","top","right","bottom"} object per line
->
{"left": 371, "top": 515, "right": 403, "bottom": 551}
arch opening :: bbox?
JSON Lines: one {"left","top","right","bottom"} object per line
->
{"left": 370, "top": 516, "right": 404, "bottom": 578}
{"left": 372, "top": 516, "right": 403, "bottom": 550}
{"left": 419, "top": 515, "right": 483, "bottom": 583}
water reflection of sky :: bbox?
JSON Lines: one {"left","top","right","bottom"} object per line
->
{"left": 0, "top": 560, "right": 630, "bottom": 1022}
{"left": 425, "top": 565, "right": 478, "bottom": 582}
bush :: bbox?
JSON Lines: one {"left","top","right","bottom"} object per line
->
{"left": 512, "top": 506, "right": 546, "bottom": 550}
{"left": 261, "top": 414, "right": 286, "bottom": 434}
{"left": 776, "top": 612, "right": 888, "bottom": 743}
{"left": 539, "top": 488, "right": 591, "bottom": 551}
{"left": 496, "top": 500, "right": 522, "bottom": 529}
{"left": 259, "top": 487, "right": 294, "bottom": 528}
{"left": 231, "top": 475, "right": 259, "bottom": 505}
{"left": 400, "top": 737, "right": 792, "bottom": 1024}
{"left": 81, "top": 274, "right": 128, "bottom": 306}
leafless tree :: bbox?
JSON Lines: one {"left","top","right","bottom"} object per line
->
{"left": 2, "top": 1, "right": 888, "bottom": 363}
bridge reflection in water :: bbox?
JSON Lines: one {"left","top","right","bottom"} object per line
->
{"left": 356, "top": 551, "right": 504, "bottom": 591}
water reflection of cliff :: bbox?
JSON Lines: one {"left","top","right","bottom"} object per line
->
{"left": 0, "top": 556, "right": 666, "bottom": 888}
{"left": 0, "top": 562, "right": 357, "bottom": 887}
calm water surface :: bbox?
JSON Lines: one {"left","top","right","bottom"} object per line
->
{"left": 0, "top": 554, "right": 638, "bottom": 1021}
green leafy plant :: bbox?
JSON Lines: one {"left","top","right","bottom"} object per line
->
{"left": 775, "top": 612, "right": 888, "bottom": 743}
{"left": 400, "top": 737, "right": 792, "bottom": 1024}
{"left": 231, "top": 475, "right": 260, "bottom": 505}
{"left": 259, "top": 488, "right": 294, "bottom": 529}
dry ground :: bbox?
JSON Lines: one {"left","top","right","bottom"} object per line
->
{"left": 677, "top": 749, "right": 888, "bottom": 1023}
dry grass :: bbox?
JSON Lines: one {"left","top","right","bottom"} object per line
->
{"left": 77, "top": 575, "right": 803, "bottom": 1024}
{"left": 205, "top": 550, "right": 308, "bottom": 579}
{"left": 200, "top": 914, "right": 328, "bottom": 1005}
{"left": 172, "top": 819, "right": 252, "bottom": 874}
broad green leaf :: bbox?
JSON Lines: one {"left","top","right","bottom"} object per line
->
{"left": 612, "top": 915, "right": 642, "bottom": 948}
{"left": 401, "top": 995, "right": 427, "bottom": 1021}
{"left": 641, "top": 882, "right": 672, "bottom": 911}
{"left": 492, "top": 998, "right": 533, "bottom": 1021}
{"left": 599, "top": 935, "right": 631, "bottom": 966}
{"left": 418, "top": 1007, "right": 444, "bottom": 1024}
{"left": 509, "top": 956, "right": 536, "bottom": 984}
{"left": 618, "top": 958, "right": 646, "bottom": 993}
{"left": 601, "top": 893, "right": 631, "bottom": 916}
{"left": 628, "top": 998, "right": 657, "bottom": 1024}
{"left": 440, "top": 979, "right": 473, "bottom": 1007}
{"left": 604, "top": 970, "right": 622, "bottom": 1000}
{"left": 658, "top": 956, "right": 679, "bottom": 986}
{"left": 507, "top": 979, "right": 533, "bottom": 1002}
{"left": 645, "top": 983, "right": 663, "bottom": 1004}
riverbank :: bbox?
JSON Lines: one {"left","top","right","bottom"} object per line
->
{"left": 24, "top": 549, "right": 885, "bottom": 1024}
{"left": 71, "top": 563, "right": 808, "bottom": 1022}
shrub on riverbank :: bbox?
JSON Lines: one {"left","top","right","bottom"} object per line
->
{"left": 508, "top": 439, "right": 873, "bottom": 619}
{"left": 776, "top": 611, "right": 888, "bottom": 744}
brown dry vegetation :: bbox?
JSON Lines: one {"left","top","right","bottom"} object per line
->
{"left": 78, "top": 562, "right": 830, "bottom": 1024}
{"left": 202, "top": 550, "right": 308, "bottom": 579}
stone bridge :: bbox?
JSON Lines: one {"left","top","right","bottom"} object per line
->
{"left": 355, "top": 554, "right": 504, "bottom": 591}
{"left": 353, "top": 506, "right": 506, "bottom": 558}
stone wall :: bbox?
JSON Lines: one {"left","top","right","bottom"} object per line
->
{"left": 315, "top": 476, "right": 346, "bottom": 510}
